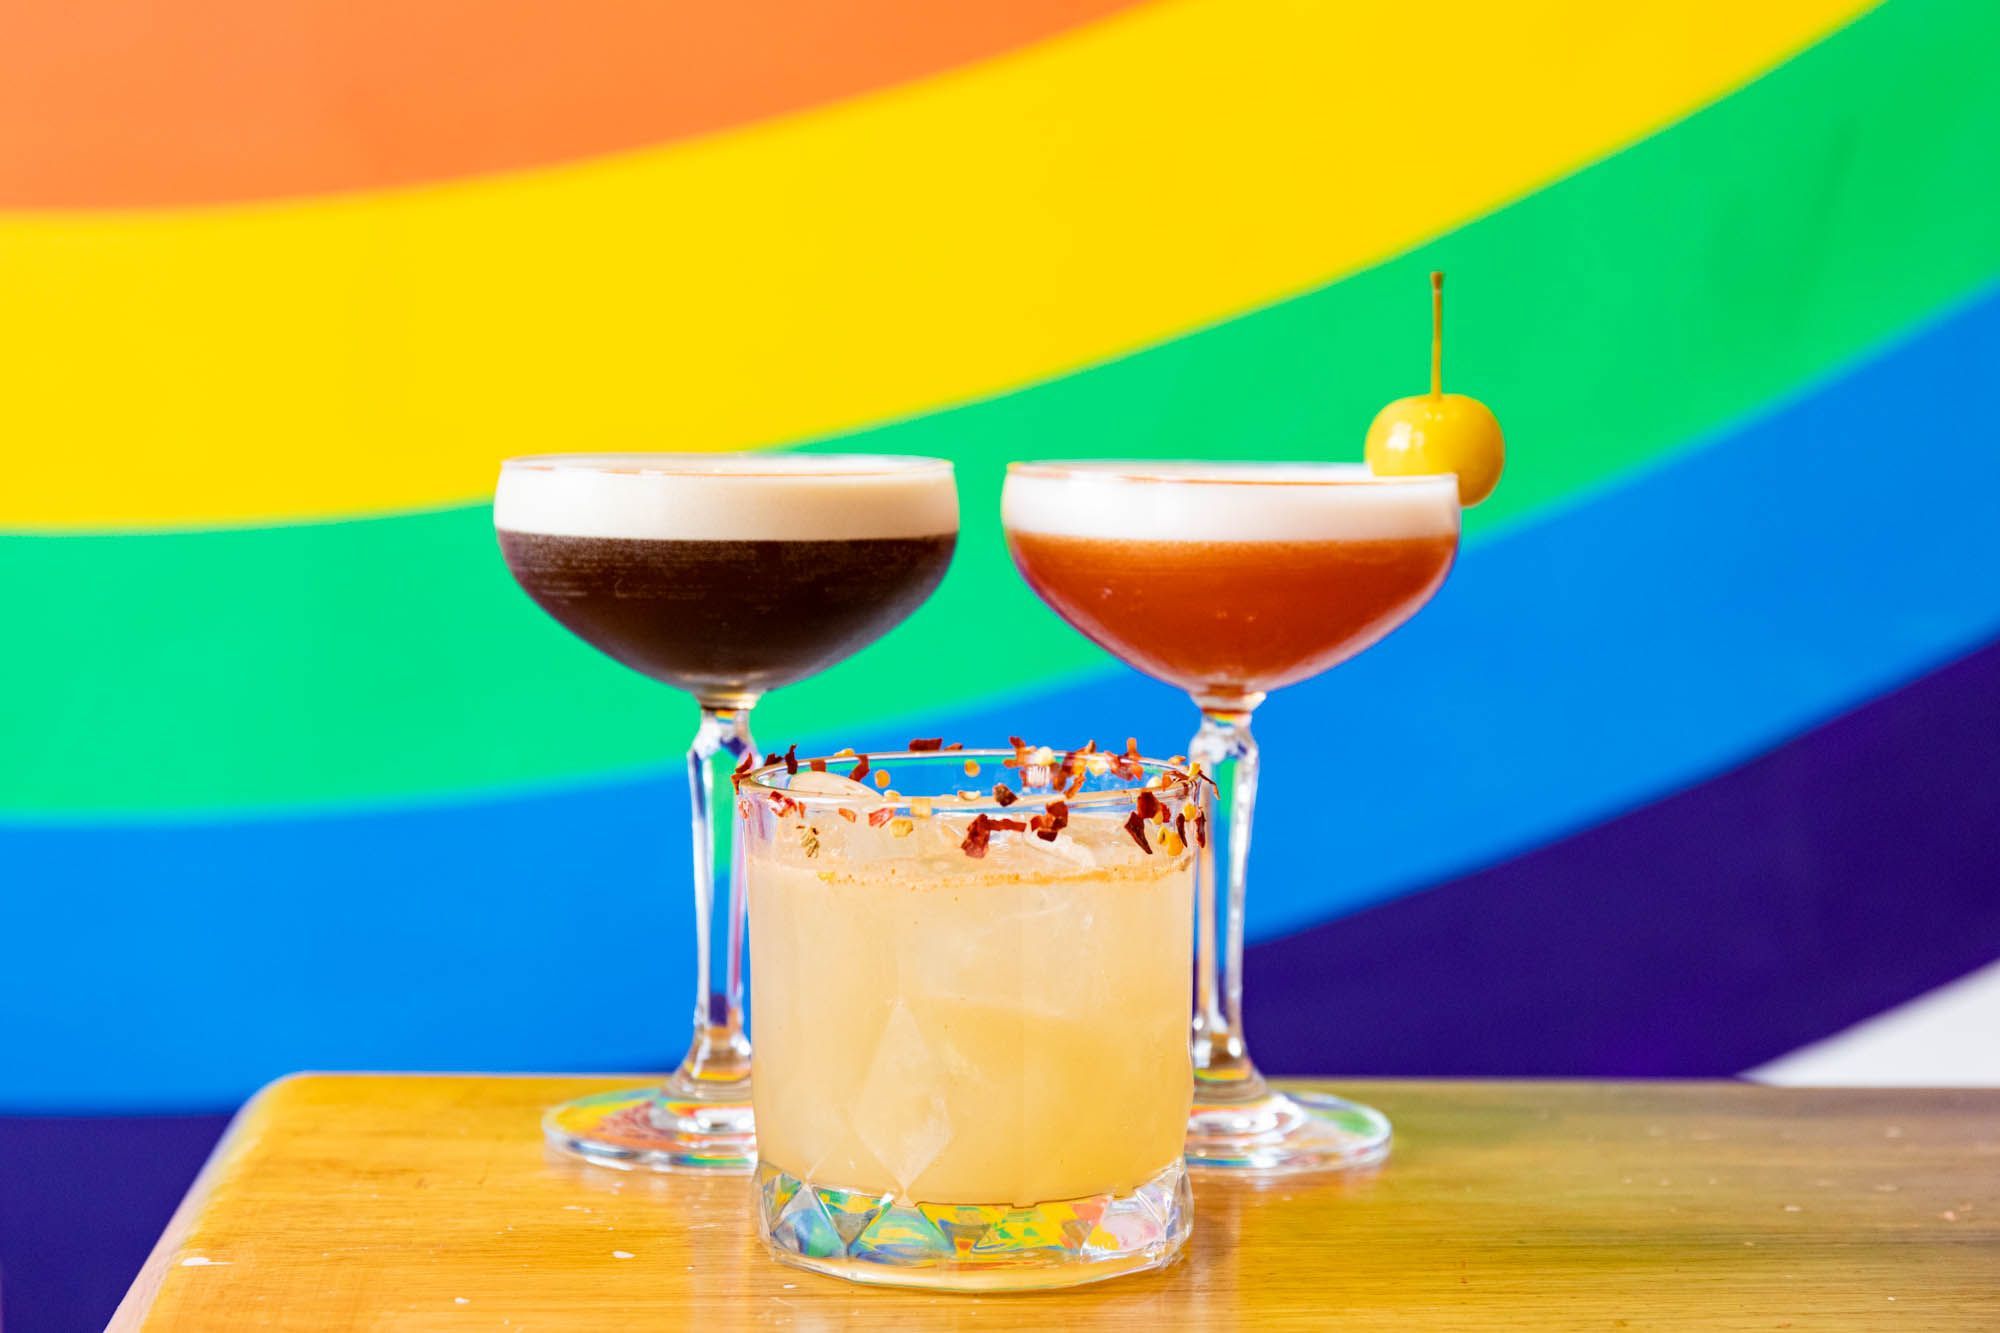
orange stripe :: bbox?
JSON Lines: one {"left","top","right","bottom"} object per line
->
{"left": 0, "top": 0, "right": 1140, "bottom": 209}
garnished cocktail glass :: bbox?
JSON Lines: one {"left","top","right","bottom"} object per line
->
{"left": 495, "top": 454, "right": 957, "bottom": 1171}
{"left": 1002, "top": 462, "right": 1460, "bottom": 1174}
{"left": 741, "top": 745, "right": 1195, "bottom": 1288}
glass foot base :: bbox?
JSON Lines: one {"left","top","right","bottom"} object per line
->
{"left": 543, "top": 1085, "right": 756, "bottom": 1173}
{"left": 1185, "top": 1087, "right": 1391, "bottom": 1176}
{"left": 755, "top": 1160, "right": 1191, "bottom": 1291}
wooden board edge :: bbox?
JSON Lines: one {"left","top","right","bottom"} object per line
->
{"left": 104, "top": 1073, "right": 310, "bottom": 1330}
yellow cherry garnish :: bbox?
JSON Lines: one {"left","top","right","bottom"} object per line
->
{"left": 1365, "top": 271, "right": 1505, "bottom": 506}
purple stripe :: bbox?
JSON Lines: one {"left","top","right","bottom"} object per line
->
{"left": 0, "top": 1112, "right": 228, "bottom": 1332}
{"left": 1247, "top": 635, "right": 2000, "bottom": 1077}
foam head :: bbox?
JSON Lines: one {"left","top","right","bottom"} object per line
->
{"left": 494, "top": 453, "right": 957, "bottom": 541}
{"left": 1001, "top": 461, "right": 1460, "bottom": 543}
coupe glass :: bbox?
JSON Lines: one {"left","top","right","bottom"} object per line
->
{"left": 495, "top": 453, "right": 957, "bottom": 1170}
{"left": 1002, "top": 462, "right": 1460, "bottom": 1174}
{"left": 741, "top": 746, "right": 1195, "bottom": 1288}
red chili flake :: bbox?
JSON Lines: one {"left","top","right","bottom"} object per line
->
{"left": 1123, "top": 811, "right": 1153, "bottom": 854}
{"left": 962, "top": 812, "right": 1028, "bottom": 858}
{"left": 809, "top": 757, "right": 827, "bottom": 773}
{"left": 908, "top": 738, "right": 944, "bottom": 751}
{"left": 783, "top": 744, "right": 800, "bottom": 775}
{"left": 836, "top": 808, "right": 857, "bottom": 823}
{"left": 734, "top": 750, "right": 756, "bottom": 775}
{"left": 1175, "top": 811, "right": 1189, "bottom": 846}
{"left": 1103, "top": 736, "right": 1144, "bottom": 781}
{"left": 849, "top": 753, "right": 871, "bottom": 783}
{"left": 1031, "top": 799, "right": 1070, "bottom": 842}
{"left": 943, "top": 742, "right": 965, "bottom": 751}
{"left": 1008, "top": 735, "right": 1028, "bottom": 750}
{"left": 1193, "top": 808, "right": 1209, "bottom": 848}
{"left": 1058, "top": 742, "right": 1097, "bottom": 792}
{"left": 1135, "top": 790, "right": 1161, "bottom": 820}
{"left": 1062, "top": 768, "right": 1087, "bottom": 798}
{"left": 867, "top": 806, "right": 895, "bottom": 828}
{"left": 992, "top": 782, "right": 1020, "bottom": 807}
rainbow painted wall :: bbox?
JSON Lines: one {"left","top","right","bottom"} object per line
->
{"left": 4, "top": 0, "right": 1999, "bottom": 1118}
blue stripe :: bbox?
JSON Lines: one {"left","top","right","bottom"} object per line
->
{"left": 5, "top": 289, "right": 2000, "bottom": 1110}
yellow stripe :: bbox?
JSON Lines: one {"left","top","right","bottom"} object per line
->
{"left": 0, "top": 0, "right": 1869, "bottom": 529}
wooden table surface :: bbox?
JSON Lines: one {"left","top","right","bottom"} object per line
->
{"left": 113, "top": 1074, "right": 2000, "bottom": 1330}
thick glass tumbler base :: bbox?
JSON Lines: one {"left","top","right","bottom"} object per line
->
{"left": 755, "top": 1160, "right": 1191, "bottom": 1291}
{"left": 1185, "top": 1088, "right": 1391, "bottom": 1175}
{"left": 543, "top": 1086, "right": 756, "bottom": 1173}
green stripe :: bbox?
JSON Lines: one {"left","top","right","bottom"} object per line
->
{"left": 6, "top": 0, "right": 1996, "bottom": 816}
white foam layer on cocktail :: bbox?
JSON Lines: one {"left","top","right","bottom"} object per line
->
{"left": 495, "top": 453, "right": 957, "bottom": 541}
{"left": 1002, "top": 462, "right": 1459, "bottom": 543}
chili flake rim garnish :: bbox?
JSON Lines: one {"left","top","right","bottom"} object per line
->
{"left": 740, "top": 742, "right": 1197, "bottom": 858}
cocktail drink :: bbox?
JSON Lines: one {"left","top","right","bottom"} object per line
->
{"left": 742, "top": 746, "right": 1195, "bottom": 1288}
{"left": 1002, "top": 463, "right": 1462, "bottom": 1173}
{"left": 495, "top": 454, "right": 957, "bottom": 1170}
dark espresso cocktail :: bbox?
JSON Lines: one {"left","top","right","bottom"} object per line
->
{"left": 498, "top": 534, "right": 954, "bottom": 699}
{"left": 497, "top": 458, "right": 955, "bottom": 699}
{"left": 494, "top": 453, "right": 957, "bottom": 1173}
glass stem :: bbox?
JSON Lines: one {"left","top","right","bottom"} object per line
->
{"left": 668, "top": 701, "right": 759, "bottom": 1098}
{"left": 1189, "top": 702, "right": 1267, "bottom": 1104}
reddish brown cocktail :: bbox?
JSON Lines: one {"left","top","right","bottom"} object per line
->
{"left": 1005, "top": 532, "right": 1454, "bottom": 702}
{"left": 1002, "top": 462, "right": 1460, "bottom": 1174}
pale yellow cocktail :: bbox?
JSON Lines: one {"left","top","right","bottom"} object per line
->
{"left": 741, "top": 745, "right": 1196, "bottom": 1290}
